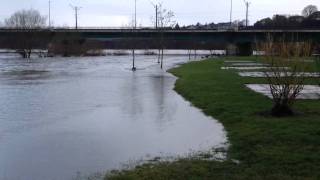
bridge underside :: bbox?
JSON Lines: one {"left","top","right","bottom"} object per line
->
{"left": 0, "top": 30, "right": 320, "bottom": 55}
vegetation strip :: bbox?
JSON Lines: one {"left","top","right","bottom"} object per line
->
{"left": 106, "top": 57, "right": 320, "bottom": 180}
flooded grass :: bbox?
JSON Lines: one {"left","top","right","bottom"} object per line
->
{"left": 0, "top": 56, "right": 227, "bottom": 180}
{"left": 106, "top": 57, "right": 320, "bottom": 179}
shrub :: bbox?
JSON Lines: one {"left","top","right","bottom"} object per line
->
{"left": 260, "top": 36, "right": 312, "bottom": 116}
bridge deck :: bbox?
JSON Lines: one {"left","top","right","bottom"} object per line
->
{"left": 0, "top": 28, "right": 320, "bottom": 33}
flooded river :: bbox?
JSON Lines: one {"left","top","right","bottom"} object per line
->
{"left": 0, "top": 55, "right": 227, "bottom": 180}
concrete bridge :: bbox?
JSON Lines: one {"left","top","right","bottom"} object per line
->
{"left": 1, "top": 29, "right": 320, "bottom": 55}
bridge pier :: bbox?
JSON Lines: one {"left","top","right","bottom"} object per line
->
{"left": 226, "top": 42, "right": 253, "bottom": 56}
{"left": 236, "top": 42, "right": 253, "bottom": 56}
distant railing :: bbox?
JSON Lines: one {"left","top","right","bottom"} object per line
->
{"left": 0, "top": 25, "right": 320, "bottom": 31}
{"left": 0, "top": 26, "right": 156, "bottom": 30}
{"left": 0, "top": 26, "right": 320, "bottom": 33}
{"left": 50, "top": 26, "right": 156, "bottom": 30}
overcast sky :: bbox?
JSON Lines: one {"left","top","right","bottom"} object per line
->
{"left": 0, "top": 0, "right": 320, "bottom": 27}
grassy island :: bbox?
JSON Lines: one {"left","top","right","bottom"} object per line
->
{"left": 106, "top": 57, "right": 320, "bottom": 180}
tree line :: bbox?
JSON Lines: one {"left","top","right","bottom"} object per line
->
{"left": 164, "top": 5, "right": 320, "bottom": 30}
{"left": 0, "top": 9, "right": 105, "bottom": 58}
{"left": 253, "top": 5, "right": 320, "bottom": 29}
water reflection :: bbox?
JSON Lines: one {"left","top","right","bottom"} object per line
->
{"left": 150, "top": 74, "right": 177, "bottom": 132}
{"left": 0, "top": 55, "right": 227, "bottom": 180}
{"left": 120, "top": 73, "right": 143, "bottom": 121}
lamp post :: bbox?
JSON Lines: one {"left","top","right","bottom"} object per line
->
{"left": 132, "top": 0, "right": 137, "bottom": 71}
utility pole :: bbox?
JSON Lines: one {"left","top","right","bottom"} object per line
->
{"left": 70, "top": 5, "right": 82, "bottom": 29}
{"left": 150, "top": 1, "right": 161, "bottom": 63}
{"left": 230, "top": 0, "right": 233, "bottom": 27}
{"left": 150, "top": 1, "right": 160, "bottom": 29}
{"left": 155, "top": 5, "right": 158, "bottom": 29}
{"left": 48, "top": 0, "right": 51, "bottom": 28}
{"left": 244, "top": 0, "right": 251, "bottom": 27}
{"left": 134, "top": 0, "right": 137, "bottom": 29}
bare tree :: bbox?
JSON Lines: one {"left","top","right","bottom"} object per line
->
{"left": 302, "top": 5, "right": 318, "bottom": 17}
{"left": 157, "top": 4, "right": 175, "bottom": 69}
{"left": 5, "top": 9, "right": 47, "bottom": 58}
{"left": 233, "top": 19, "right": 246, "bottom": 28}
{"left": 260, "top": 35, "right": 312, "bottom": 116}
{"left": 5, "top": 9, "right": 46, "bottom": 29}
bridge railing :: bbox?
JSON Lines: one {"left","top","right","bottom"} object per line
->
{"left": 0, "top": 26, "right": 320, "bottom": 33}
{"left": 0, "top": 26, "right": 155, "bottom": 30}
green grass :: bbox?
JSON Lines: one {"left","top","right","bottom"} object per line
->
{"left": 106, "top": 57, "right": 320, "bottom": 180}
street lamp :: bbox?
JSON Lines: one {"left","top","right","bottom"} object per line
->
{"left": 132, "top": 0, "right": 137, "bottom": 71}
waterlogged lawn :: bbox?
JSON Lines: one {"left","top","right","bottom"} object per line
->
{"left": 106, "top": 57, "right": 320, "bottom": 180}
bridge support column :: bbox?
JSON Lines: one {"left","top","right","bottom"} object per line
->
{"left": 226, "top": 43, "right": 253, "bottom": 56}
{"left": 226, "top": 44, "right": 238, "bottom": 56}
{"left": 236, "top": 42, "right": 253, "bottom": 56}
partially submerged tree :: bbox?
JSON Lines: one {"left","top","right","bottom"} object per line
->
{"left": 157, "top": 5, "right": 175, "bottom": 69}
{"left": 49, "top": 34, "right": 105, "bottom": 57}
{"left": 5, "top": 9, "right": 47, "bottom": 58}
{"left": 302, "top": 5, "right": 318, "bottom": 17}
{"left": 260, "top": 36, "right": 312, "bottom": 116}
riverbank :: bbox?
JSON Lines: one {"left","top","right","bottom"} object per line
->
{"left": 106, "top": 57, "right": 320, "bottom": 179}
